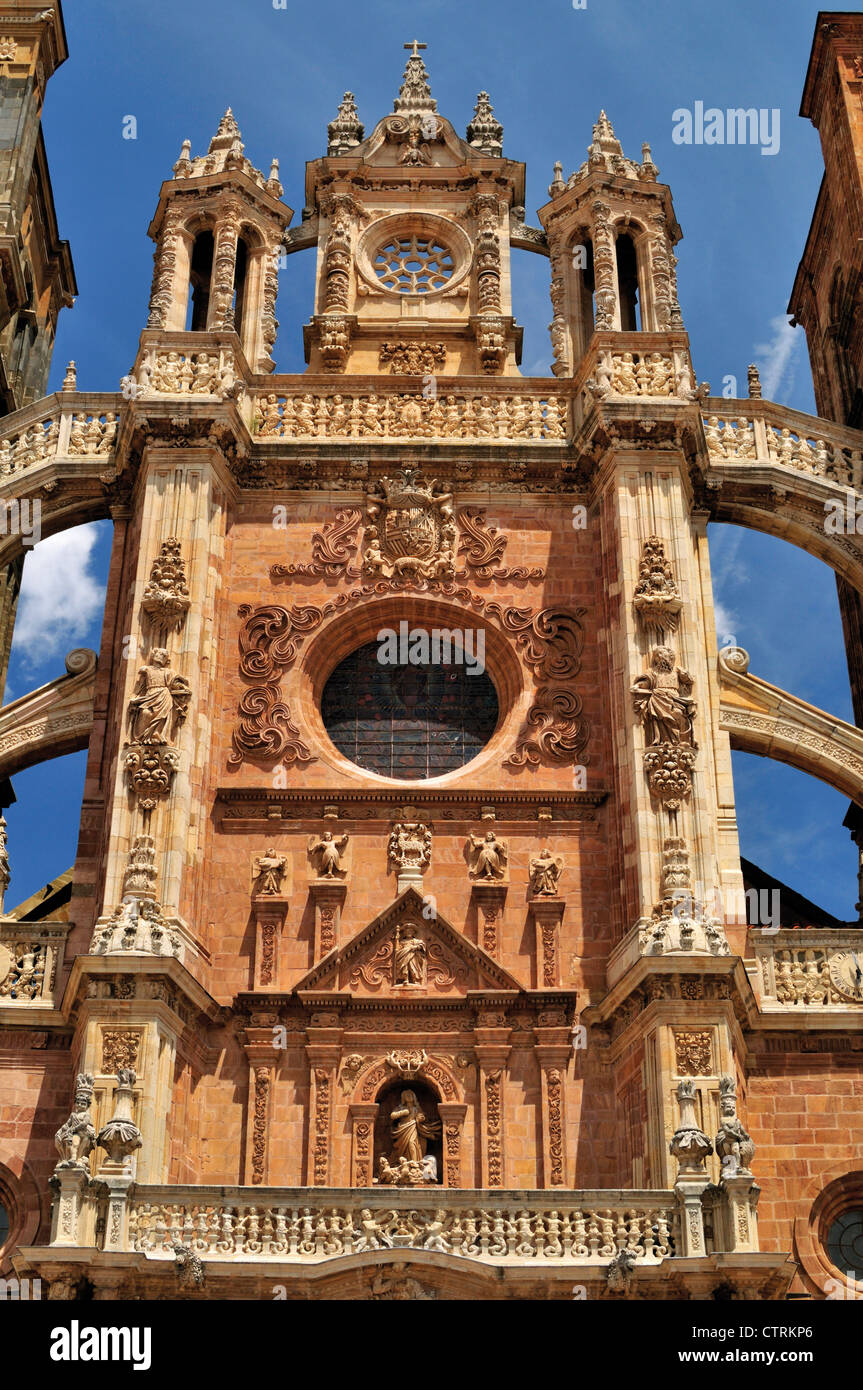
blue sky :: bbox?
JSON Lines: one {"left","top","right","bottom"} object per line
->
{"left": 5, "top": 0, "right": 858, "bottom": 918}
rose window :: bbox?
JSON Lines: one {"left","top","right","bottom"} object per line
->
{"left": 827, "top": 1210, "right": 863, "bottom": 1280}
{"left": 373, "top": 234, "right": 454, "bottom": 293}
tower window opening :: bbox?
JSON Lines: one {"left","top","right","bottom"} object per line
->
{"left": 576, "top": 235, "right": 595, "bottom": 347}
{"left": 616, "top": 233, "right": 641, "bottom": 331}
{"left": 187, "top": 230, "right": 214, "bottom": 331}
{"left": 233, "top": 236, "right": 249, "bottom": 334}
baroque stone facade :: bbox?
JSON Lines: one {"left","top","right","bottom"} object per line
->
{"left": 0, "top": 12, "right": 860, "bottom": 1306}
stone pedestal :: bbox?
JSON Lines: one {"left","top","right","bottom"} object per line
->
{"left": 49, "top": 1167, "right": 94, "bottom": 1248}
{"left": 251, "top": 894, "right": 289, "bottom": 988}
{"left": 310, "top": 879, "right": 347, "bottom": 961}
{"left": 530, "top": 896, "right": 565, "bottom": 988}
{"left": 721, "top": 1174, "right": 760, "bottom": 1252}
{"left": 96, "top": 1172, "right": 133, "bottom": 1252}
{"left": 674, "top": 1177, "right": 711, "bottom": 1257}
{"left": 472, "top": 882, "right": 507, "bottom": 958}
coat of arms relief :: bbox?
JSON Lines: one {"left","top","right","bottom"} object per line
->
{"left": 363, "top": 468, "right": 455, "bottom": 581}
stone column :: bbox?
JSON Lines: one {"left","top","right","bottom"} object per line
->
{"left": 595, "top": 442, "right": 740, "bottom": 956}
{"left": 306, "top": 1025, "right": 340, "bottom": 1185}
{"left": 349, "top": 1102, "right": 378, "bottom": 1187}
{"left": 537, "top": 1051, "right": 569, "bottom": 1188}
{"left": 208, "top": 205, "right": 241, "bottom": 330}
{"left": 438, "top": 1103, "right": 467, "bottom": 1188}
{"left": 476, "top": 1056, "right": 509, "bottom": 1188}
{"left": 244, "top": 1058, "right": 274, "bottom": 1186}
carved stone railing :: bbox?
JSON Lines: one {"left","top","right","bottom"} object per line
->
{"left": 0, "top": 392, "right": 122, "bottom": 485}
{"left": 124, "top": 1187, "right": 677, "bottom": 1265}
{"left": 702, "top": 397, "right": 863, "bottom": 491}
{"left": 249, "top": 381, "right": 570, "bottom": 443}
{"left": 749, "top": 928, "right": 863, "bottom": 1009}
{"left": 130, "top": 331, "right": 244, "bottom": 403}
{"left": 571, "top": 331, "right": 698, "bottom": 430}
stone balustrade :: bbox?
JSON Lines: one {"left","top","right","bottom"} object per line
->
{"left": 702, "top": 398, "right": 863, "bottom": 490}
{"left": 250, "top": 385, "right": 570, "bottom": 442}
{"left": 125, "top": 1187, "right": 676, "bottom": 1264}
{"left": 750, "top": 927, "right": 863, "bottom": 1009}
{"left": 0, "top": 394, "right": 122, "bottom": 481}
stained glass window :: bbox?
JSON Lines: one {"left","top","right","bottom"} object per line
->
{"left": 321, "top": 638, "right": 498, "bottom": 779}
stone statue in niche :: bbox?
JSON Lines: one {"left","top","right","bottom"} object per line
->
{"left": 468, "top": 830, "right": 508, "bottom": 880}
{"left": 309, "top": 830, "right": 349, "bottom": 878}
{"left": 394, "top": 924, "right": 427, "bottom": 986}
{"left": 529, "top": 847, "right": 564, "bottom": 897}
{"left": 253, "top": 848, "right": 287, "bottom": 896}
{"left": 127, "top": 648, "right": 192, "bottom": 744}
{"left": 378, "top": 1088, "right": 441, "bottom": 1185}
{"left": 631, "top": 646, "right": 696, "bottom": 747}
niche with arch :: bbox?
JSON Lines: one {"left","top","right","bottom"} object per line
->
{"left": 373, "top": 1078, "right": 443, "bottom": 1185}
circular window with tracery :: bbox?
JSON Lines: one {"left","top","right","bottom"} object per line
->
{"left": 373, "top": 234, "right": 454, "bottom": 294}
{"left": 321, "top": 637, "right": 498, "bottom": 779}
{"left": 827, "top": 1210, "right": 863, "bottom": 1280}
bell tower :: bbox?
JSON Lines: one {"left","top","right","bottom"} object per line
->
{"left": 296, "top": 42, "right": 525, "bottom": 375}
{"left": 145, "top": 110, "right": 291, "bottom": 373}
{"left": 538, "top": 112, "right": 683, "bottom": 376}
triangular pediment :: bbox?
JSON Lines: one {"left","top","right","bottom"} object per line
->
{"left": 295, "top": 887, "right": 525, "bottom": 997}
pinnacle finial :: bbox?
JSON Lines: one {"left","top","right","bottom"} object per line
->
{"left": 549, "top": 160, "right": 565, "bottom": 198}
{"left": 466, "top": 91, "right": 503, "bottom": 156}
{"left": 327, "top": 90, "right": 364, "bottom": 154}
{"left": 209, "top": 107, "right": 243, "bottom": 153}
{"left": 172, "top": 138, "right": 192, "bottom": 178}
{"left": 394, "top": 40, "right": 437, "bottom": 115}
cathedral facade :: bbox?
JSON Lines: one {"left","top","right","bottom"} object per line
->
{"left": 1, "top": 7, "right": 862, "bottom": 1301}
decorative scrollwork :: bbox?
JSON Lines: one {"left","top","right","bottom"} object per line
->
{"left": 456, "top": 506, "right": 544, "bottom": 582}
{"left": 485, "top": 606, "right": 585, "bottom": 681}
{"left": 228, "top": 685, "right": 313, "bottom": 768}
{"left": 505, "top": 686, "right": 589, "bottom": 767}
{"left": 270, "top": 509, "right": 363, "bottom": 581}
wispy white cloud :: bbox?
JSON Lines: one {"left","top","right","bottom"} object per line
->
{"left": 12, "top": 525, "right": 105, "bottom": 673}
{"left": 753, "top": 315, "right": 800, "bottom": 402}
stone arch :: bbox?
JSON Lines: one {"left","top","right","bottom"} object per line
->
{"left": 0, "top": 1156, "right": 44, "bottom": 1272}
{"left": 792, "top": 1164, "right": 863, "bottom": 1298}
{"left": 0, "top": 648, "right": 98, "bottom": 781}
{"left": 718, "top": 647, "right": 863, "bottom": 807}
{"left": 612, "top": 219, "right": 646, "bottom": 332}
{"left": 352, "top": 1053, "right": 462, "bottom": 1107}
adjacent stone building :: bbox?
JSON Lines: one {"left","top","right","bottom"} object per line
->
{"left": 0, "top": 14, "right": 861, "bottom": 1301}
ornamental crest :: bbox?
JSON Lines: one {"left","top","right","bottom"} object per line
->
{"left": 364, "top": 469, "right": 455, "bottom": 581}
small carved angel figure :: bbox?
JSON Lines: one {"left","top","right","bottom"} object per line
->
{"left": 468, "top": 830, "right": 508, "bottom": 881}
{"left": 309, "top": 830, "right": 349, "bottom": 879}
{"left": 529, "top": 847, "right": 564, "bottom": 897}
{"left": 253, "top": 848, "right": 287, "bottom": 896}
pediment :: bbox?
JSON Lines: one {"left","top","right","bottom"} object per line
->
{"left": 353, "top": 114, "right": 475, "bottom": 170}
{"left": 295, "top": 887, "right": 525, "bottom": 997}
